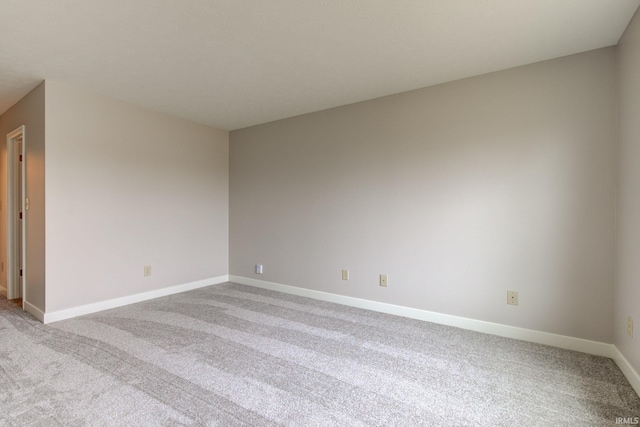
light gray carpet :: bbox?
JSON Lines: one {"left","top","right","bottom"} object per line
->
{"left": 1, "top": 282, "right": 638, "bottom": 426}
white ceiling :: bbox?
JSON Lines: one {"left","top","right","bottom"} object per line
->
{"left": 1, "top": 1, "right": 639, "bottom": 131}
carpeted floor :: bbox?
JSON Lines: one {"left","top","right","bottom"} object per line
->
{"left": 1, "top": 282, "right": 638, "bottom": 426}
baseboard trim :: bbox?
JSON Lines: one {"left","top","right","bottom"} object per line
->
{"left": 612, "top": 346, "right": 640, "bottom": 397}
{"left": 43, "top": 275, "right": 229, "bottom": 324}
{"left": 0, "top": 285, "right": 6, "bottom": 297}
{"left": 23, "top": 300, "right": 45, "bottom": 322}
{"left": 229, "top": 275, "right": 614, "bottom": 359}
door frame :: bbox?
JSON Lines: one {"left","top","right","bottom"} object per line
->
{"left": 6, "top": 125, "right": 26, "bottom": 302}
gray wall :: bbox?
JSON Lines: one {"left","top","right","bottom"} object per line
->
{"left": 44, "top": 81, "right": 229, "bottom": 312}
{"left": 616, "top": 9, "right": 640, "bottom": 377}
{"left": 230, "top": 48, "right": 617, "bottom": 343}
{"left": 0, "top": 82, "right": 46, "bottom": 311}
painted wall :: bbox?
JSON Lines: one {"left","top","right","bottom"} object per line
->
{"left": 616, "top": 8, "right": 640, "bottom": 377}
{"left": 44, "top": 81, "right": 228, "bottom": 312}
{"left": 230, "top": 48, "right": 617, "bottom": 343}
{"left": 0, "top": 82, "right": 46, "bottom": 310}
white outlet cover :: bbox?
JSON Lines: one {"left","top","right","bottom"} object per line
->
{"left": 507, "top": 291, "right": 518, "bottom": 305}
{"left": 380, "top": 274, "right": 388, "bottom": 287}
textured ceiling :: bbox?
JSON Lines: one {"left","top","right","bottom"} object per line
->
{"left": 1, "top": 1, "right": 639, "bottom": 130}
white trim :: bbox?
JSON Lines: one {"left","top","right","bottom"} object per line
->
{"left": 229, "top": 275, "right": 615, "bottom": 358}
{"left": 23, "top": 300, "right": 44, "bottom": 323}
{"left": 6, "top": 125, "right": 26, "bottom": 302}
{"left": 43, "top": 275, "right": 228, "bottom": 324}
{"left": 612, "top": 346, "right": 640, "bottom": 397}
{"left": 20, "top": 128, "right": 26, "bottom": 304}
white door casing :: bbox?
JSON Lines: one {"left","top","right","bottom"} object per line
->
{"left": 6, "top": 125, "right": 26, "bottom": 303}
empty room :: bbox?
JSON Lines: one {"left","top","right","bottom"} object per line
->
{"left": 1, "top": 1, "right": 640, "bottom": 425}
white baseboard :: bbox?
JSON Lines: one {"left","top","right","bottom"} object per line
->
{"left": 229, "top": 275, "right": 615, "bottom": 359}
{"left": 43, "top": 275, "right": 229, "bottom": 324}
{"left": 24, "top": 300, "right": 45, "bottom": 322}
{"left": 612, "top": 346, "right": 640, "bottom": 397}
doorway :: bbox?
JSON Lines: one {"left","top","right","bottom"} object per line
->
{"left": 6, "top": 126, "right": 26, "bottom": 306}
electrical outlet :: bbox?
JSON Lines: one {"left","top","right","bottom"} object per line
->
{"left": 507, "top": 290, "right": 518, "bottom": 306}
{"left": 144, "top": 265, "right": 152, "bottom": 277}
{"left": 256, "top": 264, "right": 263, "bottom": 274}
{"left": 342, "top": 269, "right": 349, "bottom": 280}
{"left": 380, "top": 274, "right": 388, "bottom": 287}
{"left": 628, "top": 316, "right": 634, "bottom": 338}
